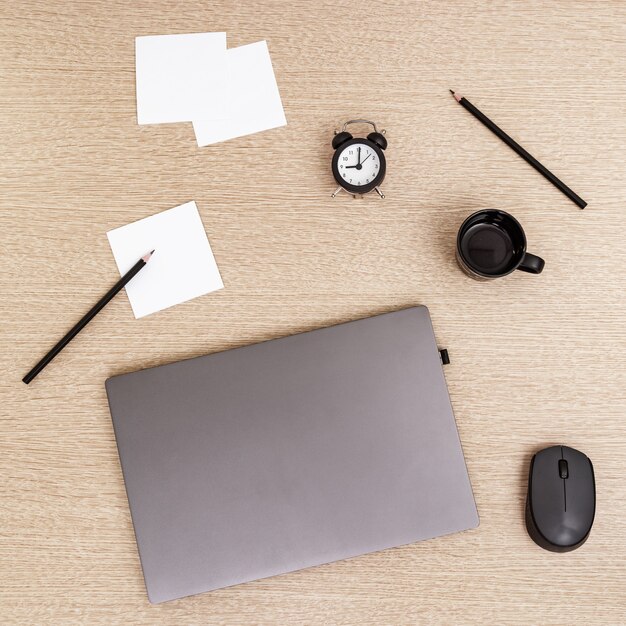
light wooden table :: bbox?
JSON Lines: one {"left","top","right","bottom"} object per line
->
{"left": 1, "top": 2, "right": 625, "bottom": 624}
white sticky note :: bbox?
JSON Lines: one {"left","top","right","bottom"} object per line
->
{"left": 107, "top": 202, "right": 223, "bottom": 318}
{"left": 193, "top": 41, "right": 286, "bottom": 145}
{"left": 136, "top": 32, "right": 229, "bottom": 124}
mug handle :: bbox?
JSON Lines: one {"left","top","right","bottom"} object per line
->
{"left": 517, "top": 252, "right": 545, "bottom": 274}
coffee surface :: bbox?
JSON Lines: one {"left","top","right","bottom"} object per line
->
{"left": 461, "top": 223, "right": 515, "bottom": 274}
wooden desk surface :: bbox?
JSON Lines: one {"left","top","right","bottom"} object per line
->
{"left": 1, "top": 2, "right": 625, "bottom": 623}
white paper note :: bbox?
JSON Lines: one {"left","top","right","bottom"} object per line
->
{"left": 135, "top": 32, "right": 229, "bottom": 124}
{"left": 107, "top": 202, "right": 223, "bottom": 318}
{"left": 193, "top": 41, "right": 286, "bottom": 146}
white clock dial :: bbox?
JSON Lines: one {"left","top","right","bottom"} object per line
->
{"left": 337, "top": 143, "right": 380, "bottom": 187}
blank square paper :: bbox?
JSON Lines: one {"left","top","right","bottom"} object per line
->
{"left": 193, "top": 41, "right": 286, "bottom": 146}
{"left": 136, "top": 32, "right": 228, "bottom": 124}
{"left": 107, "top": 202, "right": 223, "bottom": 318}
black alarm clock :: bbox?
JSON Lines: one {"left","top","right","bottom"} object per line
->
{"left": 331, "top": 119, "right": 387, "bottom": 198}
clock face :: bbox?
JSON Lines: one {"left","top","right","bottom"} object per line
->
{"left": 335, "top": 142, "right": 382, "bottom": 188}
{"left": 332, "top": 137, "right": 386, "bottom": 194}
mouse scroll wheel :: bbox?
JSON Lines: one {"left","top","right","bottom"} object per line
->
{"left": 558, "top": 459, "right": 569, "bottom": 479}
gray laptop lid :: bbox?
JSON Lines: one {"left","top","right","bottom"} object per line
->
{"left": 106, "top": 306, "right": 478, "bottom": 603}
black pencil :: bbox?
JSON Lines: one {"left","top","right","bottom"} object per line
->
{"left": 22, "top": 250, "right": 155, "bottom": 385}
{"left": 449, "top": 90, "right": 587, "bottom": 209}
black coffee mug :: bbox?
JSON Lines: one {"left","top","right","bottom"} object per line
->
{"left": 456, "top": 210, "right": 545, "bottom": 280}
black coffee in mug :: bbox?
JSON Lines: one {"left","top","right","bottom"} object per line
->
{"left": 456, "top": 210, "right": 545, "bottom": 280}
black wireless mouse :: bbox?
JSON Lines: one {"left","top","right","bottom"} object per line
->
{"left": 525, "top": 445, "right": 595, "bottom": 552}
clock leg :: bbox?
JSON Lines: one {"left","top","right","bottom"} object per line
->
{"left": 374, "top": 187, "right": 385, "bottom": 199}
{"left": 331, "top": 186, "right": 343, "bottom": 198}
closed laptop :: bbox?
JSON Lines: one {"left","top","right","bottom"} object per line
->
{"left": 106, "top": 306, "right": 478, "bottom": 603}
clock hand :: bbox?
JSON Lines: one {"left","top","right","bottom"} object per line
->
{"left": 345, "top": 154, "right": 371, "bottom": 169}
{"left": 357, "top": 146, "right": 361, "bottom": 166}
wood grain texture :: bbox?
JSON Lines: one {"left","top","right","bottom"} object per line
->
{"left": 1, "top": 1, "right": 625, "bottom": 623}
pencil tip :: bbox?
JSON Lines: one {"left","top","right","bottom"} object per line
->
{"left": 141, "top": 250, "right": 155, "bottom": 263}
{"left": 150, "top": 249, "right": 155, "bottom": 255}
{"left": 449, "top": 89, "right": 455, "bottom": 94}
